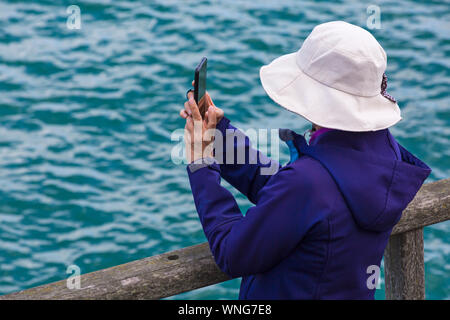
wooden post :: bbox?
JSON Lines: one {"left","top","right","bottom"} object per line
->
{"left": 384, "top": 228, "right": 425, "bottom": 300}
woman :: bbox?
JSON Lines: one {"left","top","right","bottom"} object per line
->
{"left": 180, "top": 21, "right": 431, "bottom": 299}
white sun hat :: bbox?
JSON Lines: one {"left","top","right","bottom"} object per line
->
{"left": 260, "top": 21, "right": 402, "bottom": 132}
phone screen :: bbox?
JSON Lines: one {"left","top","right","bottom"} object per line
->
{"left": 194, "top": 57, "right": 207, "bottom": 118}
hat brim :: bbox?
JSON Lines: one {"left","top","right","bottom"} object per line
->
{"left": 260, "top": 52, "right": 402, "bottom": 132}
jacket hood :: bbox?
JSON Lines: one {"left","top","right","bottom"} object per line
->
{"left": 282, "top": 129, "right": 431, "bottom": 232}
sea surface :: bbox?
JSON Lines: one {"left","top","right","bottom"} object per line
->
{"left": 0, "top": 0, "right": 448, "bottom": 299}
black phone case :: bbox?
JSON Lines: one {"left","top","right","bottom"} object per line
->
{"left": 194, "top": 57, "right": 207, "bottom": 117}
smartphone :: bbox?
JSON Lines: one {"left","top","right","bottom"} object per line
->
{"left": 194, "top": 57, "right": 207, "bottom": 118}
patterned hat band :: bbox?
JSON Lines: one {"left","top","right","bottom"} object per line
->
{"left": 381, "top": 73, "right": 397, "bottom": 103}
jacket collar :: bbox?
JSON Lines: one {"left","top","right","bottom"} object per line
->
{"left": 279, "top": 127, "right": 402, "bottom": 163}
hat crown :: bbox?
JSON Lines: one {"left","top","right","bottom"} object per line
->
{"left": 296, "top": 21, "right": 387, "bottom": 97}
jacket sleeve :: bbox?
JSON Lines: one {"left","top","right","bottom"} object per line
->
{"left": 214, "top": 117, "right": 281, "bottom": 204}
{"left": 187, "top": 162, "right": 319, "bottom": 278}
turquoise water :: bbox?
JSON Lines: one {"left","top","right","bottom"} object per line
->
{"left": 0, "top": 0, "right": 448, "bottom": 299}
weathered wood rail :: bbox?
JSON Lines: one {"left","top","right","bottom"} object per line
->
{"left": 1, "top": 178, "right": 449, "bottom": 300}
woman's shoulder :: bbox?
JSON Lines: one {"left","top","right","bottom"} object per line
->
{"left": 276, "top": 155, "right": 337, "bottom": 190}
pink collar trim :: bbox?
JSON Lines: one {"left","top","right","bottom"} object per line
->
{"left": 309, "top": 128, "right": 334, "bottom": 145}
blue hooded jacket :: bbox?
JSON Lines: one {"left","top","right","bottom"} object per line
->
{"left": 187, "top": 117, "right": 431, "bottom": 299}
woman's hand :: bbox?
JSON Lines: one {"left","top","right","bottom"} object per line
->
{"left": 180, "top": 89, "right": 224, "bottom": 163}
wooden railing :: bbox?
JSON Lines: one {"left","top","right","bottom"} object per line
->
{"left": 1, "top": 178, "right": 449, "bottom": 300}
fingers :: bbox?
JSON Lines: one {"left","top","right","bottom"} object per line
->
{"left": 185, "top": 115, "right": 193, "bottom": 131}
{"left": 192, "top": 80, "right": 195, "bottom": 86}
{"left": 187, "top": 91, "right": 202, "bottom": 121}
{"left": 184, "top": 101, "right": 192, "bottom": 117}
{"left": 206, "top": 105, "right": 217, "bottom": 130}
{"left": 204, "top": 91, "right": 214, "bottom": 107}
{"left": 204, "top": 92, "right": 224, "bottom": 121}
{"left": 184, "top": 106, "right": 202, "bottom": 137}
{"left": 184, "top": 85, "right": 221, "bottom": 139}
{"left": 180, "top": 108, "right": 189, "bottom": 119}
{"left": 203, "top": 106, "right": 217, "bottom": 143}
